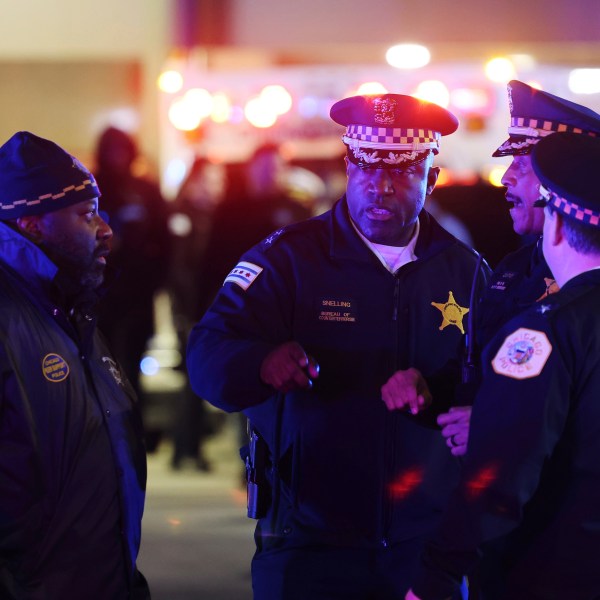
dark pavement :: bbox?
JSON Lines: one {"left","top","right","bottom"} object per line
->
{"left": 138, "top": 418, "right": 255, "bottom": 600}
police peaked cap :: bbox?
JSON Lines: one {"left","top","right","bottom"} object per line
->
{"left": 330, "top": 93, "right": 459, "bottom": 169}
{"left": 493, "top": 80, "right": 600, "bottom": 157}
{"left": 0, "top": 131, "right": 101, "bottom": 220}
{"left": 532, "top": 132, "right": 600, "bottom": 228}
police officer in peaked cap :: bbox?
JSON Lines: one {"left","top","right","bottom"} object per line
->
{"left": 186, "top": 93, "right": 490, "bottom": 599}
{"left": 479, "top": 79, "right": 600, "bottom": 346}
{"left": 407, "top": 131, "right": 600, "bottom": 600}
{"left": 435, "top": 81, "right": 600, "bottom": 459}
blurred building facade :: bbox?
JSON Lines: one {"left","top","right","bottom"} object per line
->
{"left": 0, "top": 0, "right": 598, "bottom": 178}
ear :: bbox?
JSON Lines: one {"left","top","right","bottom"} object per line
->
{"left": 16, "top": 215, "right": 44, "bottom": 242}
{"left": 426, "top": 166, "right": 440, "bottom": 195}
{"left": 544, "top": 208, "right": 564, "bottom": 247}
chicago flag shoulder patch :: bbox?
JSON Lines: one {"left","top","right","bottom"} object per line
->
{"left": 492, "top": 327, "right": 552, "bottom": 379}
{"left": 224, "top": 261, "right": 263, "bottom": 291}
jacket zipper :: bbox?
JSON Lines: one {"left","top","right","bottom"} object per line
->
{"left": 382, "top": 275, "right": 402, "bottom": 547}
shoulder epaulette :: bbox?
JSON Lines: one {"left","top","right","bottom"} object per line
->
{"left": 259, "top": 217, "right": 322, "bottom": 252}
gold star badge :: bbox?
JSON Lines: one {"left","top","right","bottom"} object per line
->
{"left": 431, "top": 291, "right": 469, "bottom": 334}
{"left": 536, "top": 277, "right": 560, "bottom": 301}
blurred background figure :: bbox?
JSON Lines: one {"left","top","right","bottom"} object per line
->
{"left": 94, "top": 126, "right": 173, "bottom": 451}
{"left": 195, "top": 142, "right": 315, "bottom": 479}
{"left": 199, "top": 142, "right": 314, "bottom": 314}
{"left": 169, "top": 156, "right": 226, "bottom": 324}
{"left": 167, "top": 156, "right": 227, "bottom": 470}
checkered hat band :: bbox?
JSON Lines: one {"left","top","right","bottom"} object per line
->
{"left": 0, "top": 178, "right": 98, "bottom": 213}
{"left": 346, "top": 125, "right": 440, "bottom": 145}
{"left": 542, "top": 184, "right": 600, "bottom": 228}
{"left": 509, "top": 118, "right": 599, "bottom": 137}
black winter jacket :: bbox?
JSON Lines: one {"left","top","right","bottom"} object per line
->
{"left": 188, "top": 197, "right": 488, "bottom": 550}
{"left": 0, "top": 223, "right": 148, "bottom": 599}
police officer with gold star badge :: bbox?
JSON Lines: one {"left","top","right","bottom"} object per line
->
{"left": 187, "top": 93, "right": 490, "bottom": 599}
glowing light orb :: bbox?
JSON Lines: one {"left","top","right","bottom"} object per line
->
{"left": 168, "top": 98, "right": 202, "bottom": 131}
{"left": 168, "top": 212, "right": 193, "bottom": 237}
{"left": 244, "top": 96, "right": 277, "bottom": 128}
{"left": 260, "top": 85, "right": 293, "bottom": 115}
{"left": 413, "top": 80, "right": 450, "bottom": 108}
{"left": 356, "top": 81, "right": 388, "bottom": 95}
{"left": 184, "top": 88, "right": 214, "bottom": 119}
{"left": 569, "top": 69, "right": 600, "bottom": 94}
{"left": 386, "top": 44, "right": 431, "bottom": 69}
{"left": 487, "top": 165, "right": 507, "bottom": 187}
{"left": 484, "top": 57, "right": 516, "bottom": 83}
{"left": 140, "top": 356, "right": 160, "bottom": 376}
{"left": 157, "top": 70, "right": 184, "bottom": 94}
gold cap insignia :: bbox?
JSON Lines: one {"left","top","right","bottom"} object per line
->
{"left": 372, "top": 97, "right": 397, "bottom": 125}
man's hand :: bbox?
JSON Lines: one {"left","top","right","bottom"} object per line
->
{"left": 260, "top": 341, "right": 320, "bottom": 393}
{"left": 437, "top": 406, "right": 471, "bottom": 456}
{"left": 381, "top": 368, "right": 432, "bottom": 414}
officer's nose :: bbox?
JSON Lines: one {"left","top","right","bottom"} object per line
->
{"left": 369, "top": 169, "right": 395, "bottom": 196}
{"left": 501, "top": 161, "right": 517, "bottom": 188}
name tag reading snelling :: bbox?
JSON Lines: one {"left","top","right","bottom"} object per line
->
{"left": 318, "top": 298, "right": 357, "bottom": 323}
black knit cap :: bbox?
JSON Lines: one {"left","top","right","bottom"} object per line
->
{"left": 0, "top": 131, "right": 100, "bottom": 220}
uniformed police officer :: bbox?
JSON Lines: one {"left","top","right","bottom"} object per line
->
{"left": 436, "top": 80, "right": 600, "bottom": 457}
{"left": 407, "top": 131, "right": 600, "bottom": 600}
{"left": 479, "top": 79, "right": 600, "bottom": 343}
{"left": 187, "top": 94, "right": 488, "bottom": 599}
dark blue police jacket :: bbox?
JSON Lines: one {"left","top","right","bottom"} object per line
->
{"left": 478, "top": 239, "right": 554, "bottom": 349}
{"left": 188, "top": 197, "right": 488, "bottom": 550}
{"left": 413, "top": 269, "right": 600, "bottom": 600}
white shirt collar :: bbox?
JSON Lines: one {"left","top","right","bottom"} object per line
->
{"left": 351, "top": 218, "right": 420, "bottom": 273}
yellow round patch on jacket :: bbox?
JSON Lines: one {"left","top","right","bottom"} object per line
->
{"left": 491, "top": 327, "right": 552, "bottom": 379}
{"left": 42, "top": 353, "right": 70, "bottom": 382}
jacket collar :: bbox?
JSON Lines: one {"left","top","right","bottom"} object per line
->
{"left": 0, "top": 221, "right": 58, "bottom": 291}
{"left": 0, "top": 221, "right": 104, "bottom": 315}
{"left": 329, "top": 196, "right": 456, "bottom": 264}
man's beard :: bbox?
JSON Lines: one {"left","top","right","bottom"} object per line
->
{"left": 41, "top": 242, "right": 107, "bottom": 291}
{"left": 79, "top": 262, "right": 106, "bottom": 290}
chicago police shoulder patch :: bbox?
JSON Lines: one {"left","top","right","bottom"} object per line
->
{"left": 492, "top": 327, "right": 552, "bottom": 379}
{"left": 224, "top": 261, "right": 263, "bottom": 290}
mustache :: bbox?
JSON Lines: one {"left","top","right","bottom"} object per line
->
{"left": 505, "top": 200, "right": 546, "bottom": 209}
{"left": 93, "top": 244, "right": 111, "bottom": 260}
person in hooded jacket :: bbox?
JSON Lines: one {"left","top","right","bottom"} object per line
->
{"left": 0, "top": 131, "right": 149, "bottom": 599}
